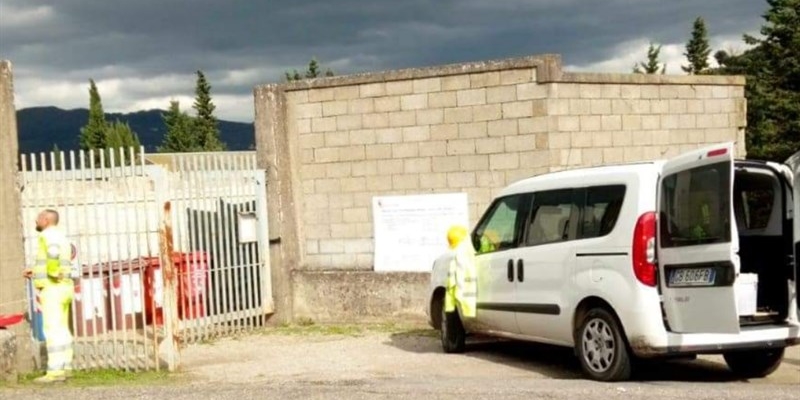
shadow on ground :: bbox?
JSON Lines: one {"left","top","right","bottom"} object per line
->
{"left": 387, "top": 329, "right": 753, "bottom": 383}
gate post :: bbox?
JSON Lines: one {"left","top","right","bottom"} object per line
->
{"left": 152, "top": 168, "right": 180, "bottom": 371}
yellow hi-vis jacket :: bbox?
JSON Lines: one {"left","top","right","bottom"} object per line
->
{"left": 32, "top": 227, "right": 73, "bottom": 290}
{"left": 444, "top": 240, "right": 477, "bottom": 318}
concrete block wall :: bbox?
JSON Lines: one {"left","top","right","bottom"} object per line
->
{"left": 254, "top": 54, "right": 746, "bottom": 323}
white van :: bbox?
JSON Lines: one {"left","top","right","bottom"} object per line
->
{"left": 427, "top": 142, "right": 800, "bottom": 382}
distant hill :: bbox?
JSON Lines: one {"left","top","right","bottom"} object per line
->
{"left": 16, "top": 107, "right": 255, "bottom": 155}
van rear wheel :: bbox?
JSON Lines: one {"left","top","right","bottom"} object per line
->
{"left": 575, "top": 308, "right": 632, "bottom": 381}
{"left": 440, "top": 302, "right": 466, "bottom": 354}
{"left": 723, "top": 348, "right": 784, "bottom": 378}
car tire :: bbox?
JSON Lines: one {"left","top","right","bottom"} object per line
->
{"left": 574, "top": 307, "right": 632, "bottom": 382}
{"left": 723, "top": 348, "right": 785, "bottom": 378}
{"left": 440, "top": 300, "right": 466, "bottom": 354}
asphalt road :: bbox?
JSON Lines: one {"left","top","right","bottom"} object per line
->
{"left": 3, "top": 328, "right": 799, "bottom": 399}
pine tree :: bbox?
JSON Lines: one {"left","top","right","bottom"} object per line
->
{"left": 286, "top": 58, "right": 335, "bottom": 81}
{"left": 159, "top": 100, "right": 196, "bottom": 152}
{"left": 633, "top": 43, "right": 668, "bottom": 74}
{"left": 192, "top": 70, "right": 225, "bottom": 151}
{"left": 682, "top": 17, "right": 712, "bottom": 74}
{"left": 79, "top": 79, "right": 107, "bottom": 151}
{"left": 51, "top": 143, "right": 62, "bottom": 170}
{"left": 103, "top": 120, "right": 141, "bottom": 165}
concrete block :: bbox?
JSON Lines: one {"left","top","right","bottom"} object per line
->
{"left": 447, "top": 172, "right": 477, "bottom": 188}
{"left": 518, "top": 151, "right": 550, "bottom": 168}
{"left": 413, "top": 77, "right": 442, "bottom": 93}
{"left": 621, "top": 85, "right": 641, "bottom": 99}
{"left": 404, "top": 157, "right": 432, "bottom": 173}
{"left": 548, "top": 99, "right": 570, "bottom": 115}
{"left": 613, "top": 130, "right": 634, "bottom": 146}
{"left": 329, "top": 193, "right": 355, "bottom": 209}
{"left": 505, "top": 134, "right": 539, "bottom": 152}
{"left": 583, "top": 147, "right": 604, "bottom": 165}
{"left": 419, "top": 140, "right": 447, "bottom": 157}
{"left": 677, "top": 85, "right": 698, "bottom": 99}
{"left": 550, "top": 132, "right": 570, "bottom": 149}
{"left": 349, "top": 129, "right": 377, "bottom": 145}
{"left": 679, "top": 114, "right": 696, "bottom": 129}
{"left": 322, "top": 100, "right": 349, "bottom": 117}
{"left": 517, "top": 82, "right": 548, "bottom": 100}
{"left": 340, "top": 177, "right": 367, "bottom": 193}
{"left": 570, "top": 132, "right": 592, "bottom": 148}
{"left": 393, "top": 174, "right": 420, "bottom": 190}
{"left": 363, "top": 113, "right": 390, "bottom": 129}
{"left": 342, "top": 208, "right": 369, "bottom": 224}
{"left": 503, "top": 101, "right": 533, "bottom": 118}
{"left": 432, "top": 156, "right": 461, "bottom": 172}
{"left": 624, "top": 146, "right": 645, "bottom": 162}
{"left": 457, "top": 88, "right": 486, "bottom": 106}
{"left": 302, "top": 164, "right": 327, "bottom": 180}
{"left": 306, "top": 193, "right": 330, "bottom": 210}
{"left": 431, "top": 124, "right": 459, "bottom": 140}
{"left": 309, "top": 88, "right": 336, "bottom": 102}
{"left": 319, "top": 239, "right": 345, "bottom": 254}
{"left": 712, "top": 86, "right": 729, "bottom": 99}
{"left": 340, "top": 145, "right": 366, "bottom": 161}
{"left": 420, "top": 173, "right": 448, "bottom": 189}
{"left": 297, "top": 119, "right": 312, "bottom": 135}
{"left": 334, "top": 86, "right": 360, "bottom": 100}
{"left": 401, "top": 94, "right": 428, "bottom": 110}
{"left": 402, "top": 126, "right": 430, "bottom": 142}
{"left": 429, "top": 91, "right": 457, "bottom": 108}
{"left": 389, "top": 111, "right": 416, "bottom": 127}
{"left": 652, "top": 130, "right": 671, "bottom": 145}
{"left": 352, "top": 160, "right": 379, "bottom": 176}
{"left": 661, "top": 115, "right": 680, "bottom": 129}
{"left": 301, "top": 149, "right": 315, "bottom": 163}
{"left": 366, "top": 175, "right": 394, "bottom": 191}
{"left": 640, "top": 85, "right": 660, "bottom": 99}
{"left": 375, "top": 97, "right": 401, "bottom": 112}
{"left": 416, "top": 109, "right": 444, "bottom": 125}
{"left": 459, "top": 122, "right": 488, "bottom": 139}
{"left": 622, "top": 115, "right": 642, "bottom": 131}
{"left": 590, "top": 99, "right": 612, "bottom": 115}
{"left": 659, "top": 86, "right": 680, "bottom": 99}
{"left": 299, "top": 133, "right": 325, "bottom": 149}
{"left": 444, "top": 107, "right": 473, "bottom": 124}
{"left": 500, "top": 69, "right": 533, "bottom": 85}
{"left": 553, "top": 83, "right": 580, "bottom": 98}
{"left": 442, "top": 75, "right": 471, "bottom": 91}
{"left": 306, "top": 240, "right": 320, "bottom": 255}
{"left": 489, "top": 153, "right": 520, "bottom": 170}
{"left": 650, "top": 100, "right": 669, "bottom": 114}
{"left": 392, "top": 142, "right": 419, "bottom": 158}
{"left": 642, "top": 115, "right": 660, "bottom": 130}
{"left": 312, "top": 117, "right": 337, "bottom": 133}
{"left": 669, "top": 99, "right": 687, "bottom": 114}
{"left": 470, "top": 72, "right": 500, "bottom": 88}
{"left": 459, "top": 155, "right": 489, "bottom": 171}
{"left": 601, "top": 84, "right": 621, "bottom": 98}
{"left": 475, "top": 137, "right": 506, "bottom": 154}
{"left": 447, "top": 139, "right": 476, "bottom": 155}
{"left": 476, "top": 171, "right": 506, "bottom": 187}
{"left": 386, "top": 80, "right": 414, "bottom": 95}
{"left": 297, "top": 103, "right": 323, "bottom": 119}
{"left": 601, "top": 115, "right": 622, "bottom": 131}
{"left": 337, "top": 114, "right": 362, "bottom": 130}
{"left": 558, "top": 116, "right": 580, "bottom": 132}
{"left": 519, "top": 117, "right": 548, "bottom": 134}
{"left": 569, "top": 99, "right": 591, "bottom": 115}
{"left": 360, "top": 82, "right": 386, "bottom": 98}
{"left": 603, "top": 147, "right": 624, "bottom": 163}
{"left": 632, "top": 131, "right": 653, "bottom": 146}
{"left": 326, "top": 163, "right": 352, "bottom": 178}
{"left": 349, "top": 98, "right": 375, "bottom": 114}
{"left": 578, "top": 84, "right": 602, "bottom": 99}
{"left": 592, "top": 131, "right": 613, "bottom": 147}
{"left": 488, "top": 119, "right": 518, "bottom": 137}
{"left": 473, "top": 104, "right": 502, "bottom": 122}
{"left": 315, "top": 148, "right": 340, "bottom": 163}
{"left": 315, "top": 178, "right": 342, "bottom": 194}
{"left": 579, "top": 115, "right": 601, "bottom": 131}
{"left": 366, "top": 144, "right": 392, "bottom": 160}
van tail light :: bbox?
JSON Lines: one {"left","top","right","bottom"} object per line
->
{"left": 632, "top": 212, "right": 657, "bottom": 287}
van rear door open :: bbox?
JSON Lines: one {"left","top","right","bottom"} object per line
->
{"left": 656, "top": 142, "right": 740, "bottom": 334}
{"left": 786, "top": 150, "right": 800, "bottom": 316}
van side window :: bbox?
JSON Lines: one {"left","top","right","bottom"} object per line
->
{"left": 579, "top": 185, "right": 627, "bottom": 239}
{"left": 660, "top": 161, "right": 732, "bottom": 247}
{"left": 472, "top": 195, "right": 528, "bottom": 254}
{"left": 525, "top": 189, "right": 576, "bottom": 247}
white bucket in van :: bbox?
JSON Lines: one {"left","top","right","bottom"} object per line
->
{"left": 735, "top": 273, "right": 758, "bottom": 316}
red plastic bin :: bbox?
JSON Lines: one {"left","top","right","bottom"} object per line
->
{"left": 143, "top": 252, "right": 208, "bottom": 325}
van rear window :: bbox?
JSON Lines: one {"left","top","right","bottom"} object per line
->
{"left": 660, "top": 161, "right": 732, "bottom": 248}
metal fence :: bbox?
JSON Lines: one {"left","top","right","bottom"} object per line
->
{"left": 18, "top": 147, "right": 272, "bottom": 372}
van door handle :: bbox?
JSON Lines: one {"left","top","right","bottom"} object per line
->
{"left": 507, "top": 259, "right": 514, "bottom": 282}
{"left": 517, "top": 259, "right": 524, "bottom": 282}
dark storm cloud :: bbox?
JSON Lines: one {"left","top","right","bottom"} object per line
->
{"left": 0, "top": 0, "right": 767, "bottom": 120}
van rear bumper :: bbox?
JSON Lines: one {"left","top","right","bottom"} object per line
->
{"left": 629, "top": 323, "right": 800, "bottom": 358}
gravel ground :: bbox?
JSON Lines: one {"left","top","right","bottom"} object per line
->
{"left": 3, "top": 327, "right": 799, "bottom": 399}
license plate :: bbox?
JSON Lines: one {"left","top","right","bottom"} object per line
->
{"left": 668, "top": 268, "right": 716, "bottom": 287}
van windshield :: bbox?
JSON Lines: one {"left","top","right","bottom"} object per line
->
{"left": 660, "top": 161, "right": 732, "bottom": 247}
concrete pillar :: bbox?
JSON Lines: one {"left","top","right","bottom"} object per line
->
{"left": 0, "top": 60, "right": 33, "bottom": 376}
{"left": 253, "top": 84, "right": 297, "bottom": 324}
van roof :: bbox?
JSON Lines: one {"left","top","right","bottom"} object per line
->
{"left": 499, "top": 160, "right": 665, "bottom": 197}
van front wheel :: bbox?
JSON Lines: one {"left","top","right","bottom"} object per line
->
{"left": 723, "top": 348, "right": 784, "bottom": 378}
{"left": 575, "top": 308, "right": 632, "bottom": 381}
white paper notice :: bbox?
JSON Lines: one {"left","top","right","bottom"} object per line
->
{"left": 120, "top": 272, "right": 143, "bottom": 314}
{"left": 373, "top": 192, "right": 469, "bottom": 272}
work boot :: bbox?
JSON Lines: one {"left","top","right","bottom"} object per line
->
{"left": 32, "top": 374, "right": 66, "bottom": 384}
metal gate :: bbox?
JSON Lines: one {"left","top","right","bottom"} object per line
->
{"left": 18, "top": 147, "right": 272, "bottom": 371}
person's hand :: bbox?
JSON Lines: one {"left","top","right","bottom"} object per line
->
{"left": 22, "top": 268, "right": 32, "bottom": 279}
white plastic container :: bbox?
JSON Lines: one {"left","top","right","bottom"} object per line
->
{"left": 735, "top": 273, "right": 759, "bottom": 316}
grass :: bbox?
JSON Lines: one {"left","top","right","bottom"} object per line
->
{"left": 258, "top": 319, "right": 436, "bottom": 338}
{"left": 1, "top": 368, "right": 179, "bottom": 388}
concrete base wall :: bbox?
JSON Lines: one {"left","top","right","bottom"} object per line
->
{"left": 0, "top": 330, "right": 17, "bottom": 381}
{"left": 292, "top": 270, "right": 430, "bottom": 323}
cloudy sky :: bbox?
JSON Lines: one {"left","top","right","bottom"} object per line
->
{"left": 0, "top": 0, "right": 766, "bottom": 122}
